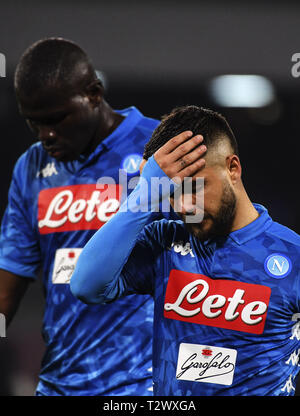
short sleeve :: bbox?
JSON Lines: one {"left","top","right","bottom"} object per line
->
{"left": 0, "top": 157, "right": 41, "bottom": 279}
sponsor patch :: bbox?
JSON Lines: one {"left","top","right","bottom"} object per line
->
{"left": 38, "top": 184, "right": 122, "bottom": 234}
{"left": 52, "top": 248, "right": 82, "bottom": 284}
{"left": 164, "top": 270, "right": 271, "bottom": 334}
{"left": 176, "top": 343, "right": 237, "bottom": 385}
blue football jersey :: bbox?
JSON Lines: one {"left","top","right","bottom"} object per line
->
{"left": 115, "top": 204, "right": 300, "bottom": 396}
{"left": 0, "top": 107, "right": 160, "bottom": 396}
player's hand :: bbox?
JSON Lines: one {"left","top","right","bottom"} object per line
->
{"left": 152, "top": 131, "right": 206, "bottom": 183}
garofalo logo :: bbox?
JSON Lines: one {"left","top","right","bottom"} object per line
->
{"left": 0, "top": 313, "right": 6, "bottom": 337}
{"left": 0, "top": 53, "right": 5, "bottom": 78}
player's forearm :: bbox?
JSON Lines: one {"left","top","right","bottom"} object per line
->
{"left": 70, "top": 156, "right": 177, "bottom": 304}
{"left": 70, "top": 207, "right": 155, "bottom": 304}
{"left": 0, "top": 270, "right": 29, "bottom": 326}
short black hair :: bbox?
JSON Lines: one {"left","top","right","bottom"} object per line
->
{"left": 14, "top": 37, "right": 99, "bottom": 98}
{"left": 143, "top": 105, "right": 238, "bottom": 160}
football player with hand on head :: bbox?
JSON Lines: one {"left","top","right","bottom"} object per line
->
{"left": 71, "top": 105, "right": 300, "bottom": 396}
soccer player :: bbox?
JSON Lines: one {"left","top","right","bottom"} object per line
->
{"left": 71, "top": 105, "right": 300, "bottom": 396}
{"left": 0, "top": 37, "right": 160, "bottom": 395}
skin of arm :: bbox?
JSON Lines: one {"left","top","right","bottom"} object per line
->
{"left": 0, "top": 269, "right": 30, "bottom": 327}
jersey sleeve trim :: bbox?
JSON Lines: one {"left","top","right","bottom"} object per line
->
{"left": 0, "top": 258, "right": 38, "bottom": 279}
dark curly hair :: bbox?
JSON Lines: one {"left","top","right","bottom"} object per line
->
{"left": 143, "top": 105, "right": 238, "bottom": 160}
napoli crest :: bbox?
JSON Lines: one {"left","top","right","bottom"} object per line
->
{"left": 122, "top": 154, "right": 142, "bottom": 174}
{"left": 264, "top": 253, "right": 292, "bottom": 279}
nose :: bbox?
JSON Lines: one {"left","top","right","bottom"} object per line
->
{"left": 174, "top": 194, "right": 197, "bottom": 216}
{"left": 37, "top": 126, "right": 57, "bottom": 147}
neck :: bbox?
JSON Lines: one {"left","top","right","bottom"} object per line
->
{"left": 231, "top": 186, "right": 259, "bottom": 232}
{"left": 98, "top": 100, "right": 125, "bottom": 139}
{"left": 85, "top": 100, "right": 125, "bottom": 155}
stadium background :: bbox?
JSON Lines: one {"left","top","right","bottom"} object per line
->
{"left": 0, "top": 0, "right": 299, "bottom": 395}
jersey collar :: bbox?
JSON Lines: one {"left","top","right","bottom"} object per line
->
{"left": 228, "top": 203, "right": 273, "bottom": 245}
{"left": 63, "top": 106, "right": 144, "bottom": 171}
{"left": 200, "top": 203, "right": 272, "bottom": 248}
{"left": 100, "top": 106, "right": 145, "bottom": 151}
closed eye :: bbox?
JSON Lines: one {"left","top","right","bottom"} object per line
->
{"left": 169, "top": 178, "right": 205, "bottom": 200}
{"left": 27, "top": 113, "right": 67, "bottom": 126}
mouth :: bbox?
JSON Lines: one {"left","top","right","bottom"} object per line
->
{"left": 45, "top": 147, "right": 64, "bottom": 159}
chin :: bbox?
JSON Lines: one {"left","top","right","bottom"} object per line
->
{"left": 54, "top": 153, "right": 75, "bottom": 162}
{"left": 184, "top": 219, "right": 214, "bottom": 242}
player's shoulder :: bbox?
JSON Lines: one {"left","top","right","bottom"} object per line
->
{"left": 128, "top": 107, "right": 160, "bottom": 135}
{"left": 137, "top": 113, "right": 160, "bottom": 131}
{"left": 263, "top": 220, "right": 300, "bottom": 278}
{"left": 249, "top": 204, "right": 300, "bottom": 253}
{"left": 140, "top": 218, "right": 188, "bottom": 249}
{"left": 14, "top": 142, "right": 51, "bottom": 180}
{"left": 15, "top": 142, "right": 47, "bottom": 169}
{"left": 266, "top": 220, "right": 300, "bottom": 249}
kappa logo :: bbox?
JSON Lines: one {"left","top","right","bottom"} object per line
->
{"left": 171, "top": 241, "right": 195, "bottom": 258}
{"left": 264, "top": 253, "right": 292, "bottom": 279}
{"left": 281, "top": 374, "right": 296, "bottom": 394}
{"left": 36, "top": 162, "right": 58, "bottom": 178}
{"left": 164, "top": 270, "right": 271, "bottom": 334}
{"left": 122, "top": 154, "right": 142, "bottom": 174}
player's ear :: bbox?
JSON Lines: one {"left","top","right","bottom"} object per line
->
{"left": 226, "top": 154, "right": 241, "bottom": 185}
{"left": 85, "top": 81, "right": 104, "bottom": 107}
{"left": 139, "top": 159, "right": 147, "bottom": 174}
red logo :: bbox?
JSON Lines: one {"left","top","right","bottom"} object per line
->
{"left": 201, "top": 347, "right": 213, "bottom": 357}
{"left": 164, "top": 270, "right": 271, "bottom": 334}
{"left": 38, "top": 184, "right": 122, "bottom": 234}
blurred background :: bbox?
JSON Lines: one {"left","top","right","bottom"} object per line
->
{"left": 0, "top": 0, "right": 299, "bottom": 396}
